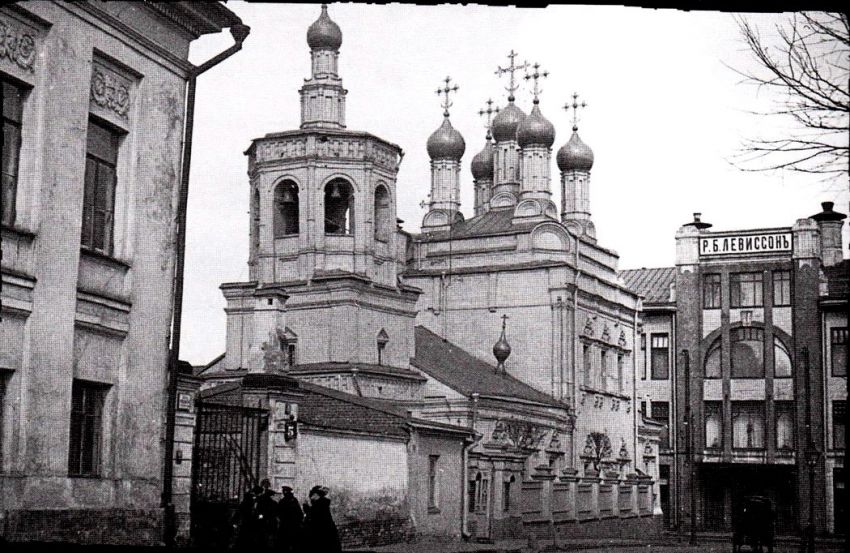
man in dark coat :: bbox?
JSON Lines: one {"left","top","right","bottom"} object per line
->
{"left": 302, "top": 485, "right": 341, "bottom": 553}
{"left": 235, "top": 486, "right": 264, "bottom": 549}
{"left": 256, "top": 478, "right": 278, "bottom": 550}
{"left": 276, "top": 485, "right": 304, "bottom": 552}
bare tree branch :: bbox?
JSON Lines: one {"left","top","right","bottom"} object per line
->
{"left": 729, "top": 12, "right": 849, "bottom": 181}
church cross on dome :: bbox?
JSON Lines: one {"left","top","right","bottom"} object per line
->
{"left": 436, "top": 76, "right": 459, "bottom": 117}
{"left": 478, "top": 98, "right": 500, "bottom": 135}
{"left": 564, "top": 92, "right": 587, "bottom": 131}
{"left": 524, "top": 63, "right": 549, "bottom": 104}
{"left": 495, "top": 50, "right": 529, "bottom": 102}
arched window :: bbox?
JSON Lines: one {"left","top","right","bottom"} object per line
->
{"left": 704, "top": 339, "right": 722, "bottom": 379}
{"left": 251, "top": 188, "right": 260, "bottom": 256}
{"left": 503, "top": 474, "right": 515, "bottom": 512}
{"left": 774, "top": 337, "right": 792, "bottom": 378}
{"left": 324, "top": 178, "right": 354, "bottom": 235}
{"left": 373, "top": 184, "right": 391, "bottom": 242}
{"left": 731, "top": 327, "right": 764, "bottom": 378}
{"left": 274, "top": 180, "right": 299, "bottom": 236}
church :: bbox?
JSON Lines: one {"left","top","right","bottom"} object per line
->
{"left": 189, "top": 5, "right": 661, "bottom": 547}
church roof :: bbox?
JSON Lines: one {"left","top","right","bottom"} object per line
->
{"left": 414, "top": 208, "right": 536, "bottom": 241}
{"left": 412, "top": 326, "right": 565, "bottom": 408}
{"left": 619, "top": 267, "right": 676, "bottom": 305}
{"left": 289, "top": 362, "right": 427, "bottom": 382}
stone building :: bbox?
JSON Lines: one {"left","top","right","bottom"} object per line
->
{"left": 0, "top": 1, "right": 242, "bottom": 544}
{"left": 191, "top": 5, "right": 660, "bottom": 548}
{"left": 625, "top": 202, "right": 848, "bottom": 537}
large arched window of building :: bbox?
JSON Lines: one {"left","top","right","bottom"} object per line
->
{"left": 274, "top": 180, "right": 299, "bottom": 236}
{"left": 324, "top": 178, "right": 354, "bottom": 234}
{"left": 251, "top": 188, "right": 260, "bottom": 256}
{"left": 373, "top": 184, "right": 391, "bottom": 242}
{"left": 704, "top": 339, "right": 722, "bottom": 378}
{"left": 774, "top": 337, "right": 792, "bottom": 378}
{"left": 731, "top": 327, "right": 764, "bottom": 378}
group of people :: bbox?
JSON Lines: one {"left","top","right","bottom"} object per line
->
{"left": 234, "top": 479, "right": 341, "bottom": 552}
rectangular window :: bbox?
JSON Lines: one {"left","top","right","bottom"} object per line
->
{"left": 732, "top": 402, "right": 765, "bottom": 449}
{"left": 730, "top": 272, "right": 763, "bottom": 308}
{"left": 834, "top": 400, "right": 846, "bottom": 450}
{"left": 640, "top": 334, "right": 647, "bottom": 380}
{"left": 81, "top": 119, "right": 120, "bottom": 255}
{"left": 2, "top": 79, "right": 26, "bottom": 227}
{"left": 583, "top": 344, "right": 592, "bottom": 387}
{"left": 703, "top": 274, "right": 721, "bottom": 309}
{"left": 428, "top": 455, "right": 440, "bottom": 509}
{"left": 617, "top": 354, "right": 624, "bottom": 393}
{"left": 832, "top": 328, "right": 848, "bottom": 377}
{"left": 0, "top": 372, "right": 6, "bottom": 470}
{"left": 600, "top": 350, "right": 608, "bottom": 390}
{"left": 503, "top": 476, "right": 514, "bottom": 512}
{"left": 651, "top": 401, "right": 670, "bottom": 449}
{"left": 650, "top": 334, "right": 669, "bottom": 380}
{"left": 772, "top": 271, "right": 791, "bottom": 306}
{"left": 775, "top": 401, "right": 795, "bottom": 450}
{"left": 68, "top": 381, "right": 106, "bottom": 476}
{"left": 704, "top": 401, "right": 723, "bottom": 449}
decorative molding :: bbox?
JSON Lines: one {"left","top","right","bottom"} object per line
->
{"left": 618, "top": 330, "right": 627, "bottom": 348}
{"left": 90, "top": 61, "right": 133, "bottom": 119}
{"left": 0, "top": 17, "right": 38, "bottom": 72}
{"left": 601, "top": 324, "right": 610, "bottom": 342}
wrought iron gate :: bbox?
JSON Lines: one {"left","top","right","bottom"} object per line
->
{"left": 190, "top": 401, "right": 268, "bottom": 548}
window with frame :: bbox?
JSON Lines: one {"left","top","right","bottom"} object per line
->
{"left": 774, "top": 337, "right": 792, "bottom": 378}
{"left": 772, "top": 271, "right": 791, "bottom": 306}
{"left": 651, "top": 401, "right": 670, "bottom": 449}
{"left": 600, "top": 350, "right": 608, "bottom": 390}
{"left": 703, "top": 273, "right": 721, "bottom": 309}
{"left": 503, "top": 474, "right": 515, "bottom": 513}
{"left": 732, "top": 402, "right": 765, "bottom": 449}
{"left": 81, "top": 119, "right": 121, "bottom": 255}
{"left": 582, "top": 344, "right": 592, "bottom": 387}
{"left": 775, "top": 401, "right": 794, "bottom": 450}
{"left": 832, "top": 328, "right": 847, "bottom": 377}
{"left": 273, "top": 180, "right": 299, "bottom": 236}
{"left": 704, "top": 339, "right": 722, "bottom": 379}
{"left": 68, "top": 381, "right": 107, "bottom": 476}
{"left": 324, "top": 178, "right": 354, "bottom": 235}
{"left": 0, "top": 372, "right": 7, "bottom": 470}
{"left": 730, "top": 272, "right": 763, "bottom": 308}
{"left": 617, "top": 354, "right": 624, "bottom": 393}
{"left": 428, "top": 454, "right": 440, "bottom": 509}
{"left": 650, "top": 334, "right": 669, "bottom": 380}
{"left": 2, "top": 79, "right": 26, "bottom": 227}
{"left": 834, "top": 400, "right": 846, "bottom": 450}
{"left": 731, "top": 327, "right": 764, "bottom": 378}
{"left": 640, "top": 334, "right": 647, "bottom": 380}
{"left": 704, "top": 401, "right": 722, "bottom": 449}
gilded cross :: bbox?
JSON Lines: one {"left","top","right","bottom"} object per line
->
{"left": 495, "top": 50, "right": 529, "bottom": 100}
{"left": 478, "top": 98, "right": 500, "bottom": 133}
{"left": 524, "top": 63, "right": 549, "bottom": 102}
{"left": 564, "top": 92, "right": 587, "bottom": 131}
{"left": 436, "top": 76, "right": 459, "bottom": 117}
{"left": 501, "top": 313, "right": 509, "bottom": 331}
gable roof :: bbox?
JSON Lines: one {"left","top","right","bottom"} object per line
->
{"left": 412, "top": 325, "right": 564, "bottom": 408}
{"left": 619, "top": 267, "right": 676, "bottom": 305}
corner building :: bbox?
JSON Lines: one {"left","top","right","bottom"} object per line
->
{"left": 665, "top": 203, "right": 846, "bottom": 535}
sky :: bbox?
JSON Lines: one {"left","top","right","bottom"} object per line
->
{"left": 180, "top": 2, "right": 850, "bottom": 365}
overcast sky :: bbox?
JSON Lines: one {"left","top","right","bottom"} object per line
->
{"left": 180, "top": 2, "right": 849, "bottom": 365}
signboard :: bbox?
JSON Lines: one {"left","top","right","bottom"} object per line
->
{"left": 699, "top": 232, "right": 792, "bottom": 257}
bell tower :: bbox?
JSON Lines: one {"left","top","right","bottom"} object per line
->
{"left": 223, "top": 5, "right": 420, "bottom": 374}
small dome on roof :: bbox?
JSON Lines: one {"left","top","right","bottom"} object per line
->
{"left": 427, "top": 116, "right": 466, "bottom": 160}
{"left": 516, "top": 103, "right": 555, "bottom": 148}
{"left": 307, "top": 5, "right": 342, "bottom": 50}
{"left": 557, "top": 129, "right": 594, "bottom": 172}
{"left": 491, "top": 102, "right": 527, "bottom": 143}
{"left": 471, "top": 138, "right": 495, "bottom": 180}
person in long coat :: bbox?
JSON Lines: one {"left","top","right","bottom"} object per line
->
{"left": 302, "top": 485, "right": 341, "bottom": 552}
{"left": 276, "top": 486, "right": 303, "bottom": 552}
{"left": 256, "top": 478, "right": 278, "bottom": 550}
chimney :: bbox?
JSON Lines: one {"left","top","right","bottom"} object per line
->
{"left": 810, "top": 202, "right": 847, "bottom": 267}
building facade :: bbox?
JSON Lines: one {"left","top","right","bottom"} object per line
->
{"left": 0, "top": 1, "right": 241, "bottom": 544}
{"left": 627, "top": 203, "right": 847, "bottom": 536}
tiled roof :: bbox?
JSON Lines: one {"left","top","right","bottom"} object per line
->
{"left": 823, "top": 260, "right": 849, "bottom": 300}
{"left": 290, "top": 362, "right": 426, "bottom": 381}
{"left": 619, "top": 267, "right": 676, "bottom": 305}
{"left": 412, "top": 326, "right": 564, "bottom": 408}
{"left": 416, "top": 209, "right": 538, "bottom": 241}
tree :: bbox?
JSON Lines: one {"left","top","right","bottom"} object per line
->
{"left": 731, "top": 12, "right": 849, "bottom": 180}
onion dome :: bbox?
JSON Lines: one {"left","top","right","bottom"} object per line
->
{"left": 427, "top": 116, "right": 466, "bottom": 160}
{"left": 307, "top": 5, "right": 342, "bottom": 50}
{"left": 493, "top": 316, "right": 512, "bottom": 373}
{"left": 491, "top": 102, "right": 527, "bottom": 143}
{"left": 470, "top": 135, "right": 495, "bottom": 180}
{"left": 556, "top": 128, "right": 594, "bottom": 172}
{"left": 516, "top": 103, "right": 555, "bottom": 148}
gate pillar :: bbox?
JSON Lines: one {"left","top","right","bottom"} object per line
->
{"left": 173, "top": 373, "right": 202, "bottom": 545}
